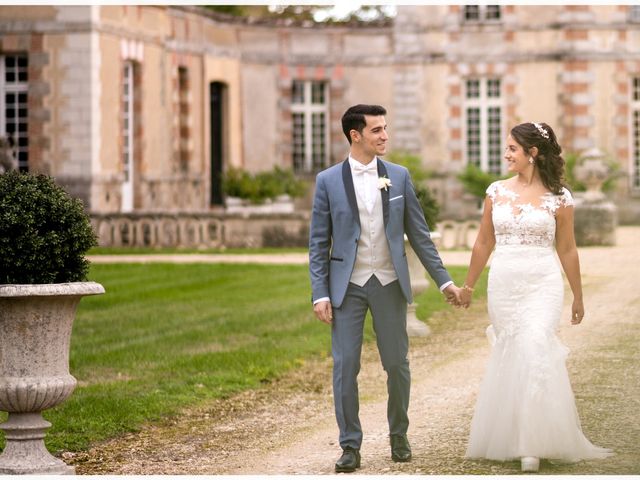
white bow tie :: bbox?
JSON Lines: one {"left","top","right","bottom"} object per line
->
{"left": 352, "top": 161, "right": 377, "bottom": 175}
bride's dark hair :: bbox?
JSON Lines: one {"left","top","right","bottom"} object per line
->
{"left": 510, "top": 122, "right": 567, "bottom": 195}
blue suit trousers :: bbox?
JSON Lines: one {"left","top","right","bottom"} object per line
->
{"left": 331, "top": 275, "right": 410, "bottom": 449}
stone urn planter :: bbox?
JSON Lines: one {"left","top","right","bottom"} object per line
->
{"left": 0, "top": 282, "right": 105, "bottom": 474}
{"left": 1, "top": 171, "right": 102, "bottom": 474}
{"left": 573, "top": 148, "right": 617, "bottom": 246}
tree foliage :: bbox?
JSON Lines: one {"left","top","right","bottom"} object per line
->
{"left": 387, "top": 151, "right": 440, "bottom": 231}
{"left": 222, "top": 166, "right": 307, "bottom": 204}
{"left": 456, "top": 164, "right": 509, "bottom": 200}
{"left": 203, "top": 5, "right": 393, "bottom": 24}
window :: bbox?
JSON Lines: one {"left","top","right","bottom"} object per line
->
{"left": 485, "top": 5, "right": 501, "bottom": 21}
{"left": 632, "top": 77, "right": 640, "bottom": 190}
{"left": 465, "top": 78, "right": 503, "bottom": 175}
{"left": 291, "top": 80, "right": 329, "bottom": 173}
{"left": 122, "top": 61, "right": 134, "bottom": 183}
{"left": 463, "top": 5, "right": 480, "bottom": 21}
{"left": 178, "top": 66, "right": 190, "bottom": 171}
{"left": 463, "top": 5, "right": 501, "bottom": 23}
{"left": 121, "top": 60, "right": 135, "bottom": 212}
{"left": 0, "top": 54, "right": 28, "bottom": 171}
{"left": 630, "top": 6, "right": 640, "bottom": 23}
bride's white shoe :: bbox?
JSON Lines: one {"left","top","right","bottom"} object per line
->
{"left": 521, "top": 456, "right": 540, "bottom": 472}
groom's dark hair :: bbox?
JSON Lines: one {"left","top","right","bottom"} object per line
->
{"left": 342, "top": 104, "right": 387, "bottom": 144}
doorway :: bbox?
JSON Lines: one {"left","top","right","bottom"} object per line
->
{"left": 209, "top": 81, "right": 227, "bottom": 206}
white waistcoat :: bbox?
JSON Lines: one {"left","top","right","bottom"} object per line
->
{"left": 349, "top": 187, "right": 398, "bottom": 287}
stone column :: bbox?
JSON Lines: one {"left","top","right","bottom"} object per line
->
{"left": 558, "top": 6, "right": 596, "bottom": 153}
{"left": 393, "top": 6, "right": 424, "bottom": 155}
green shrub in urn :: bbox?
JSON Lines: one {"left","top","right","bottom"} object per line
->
{"left": 0, "top": 171, "right": 97, "bottom": 284}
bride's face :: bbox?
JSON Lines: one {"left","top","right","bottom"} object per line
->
{"left": 504, "top": 135, "right": 530, "bottom": 173}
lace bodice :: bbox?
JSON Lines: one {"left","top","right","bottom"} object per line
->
{"left": 487, "top": 181, "right": 574, "bottom": 248}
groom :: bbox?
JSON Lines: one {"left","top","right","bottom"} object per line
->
{"left": 309, "top": 104, "right": 462, "bottom": 472}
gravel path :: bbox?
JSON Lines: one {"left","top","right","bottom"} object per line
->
{"left": 71, "top": 228, "right": 640, "bottom": 475}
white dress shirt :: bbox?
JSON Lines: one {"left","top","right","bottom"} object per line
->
{"left": 349, "top": 155, "right": 379, "bottom": 214}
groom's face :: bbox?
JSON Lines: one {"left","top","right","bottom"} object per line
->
{"left": 356, "top": 115, "right": 388, "bottom": 158}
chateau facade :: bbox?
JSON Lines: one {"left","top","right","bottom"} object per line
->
{"left": 1, "top": 5, "right": 640, "bottom": 221}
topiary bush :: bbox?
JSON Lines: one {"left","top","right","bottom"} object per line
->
{"left": 0, "top": 171, "right": 97, "bottom": 284}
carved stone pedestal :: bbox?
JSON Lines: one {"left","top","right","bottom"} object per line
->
{"left": 0, "top": 282, "right": 105, "bottom": 475}
{"left": 0, "top": 413, "right": 73, "bottom": 474}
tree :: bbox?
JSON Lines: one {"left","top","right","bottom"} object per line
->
{"left": 203, "top": 5, "right": 394, "bottom": 24}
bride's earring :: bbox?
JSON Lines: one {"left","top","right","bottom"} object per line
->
{"left": 528, "top": 156, "right": 535, "bottom": 165}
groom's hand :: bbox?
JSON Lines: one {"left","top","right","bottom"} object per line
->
{"left": 443, "top": 284, "right": 464, "bottom": 308}
{"left": 313, "top": 300, "right": 333, "bottom": 325}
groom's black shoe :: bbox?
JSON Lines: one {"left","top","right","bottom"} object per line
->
{"left": 390, "top": 434, "right": 412, "bottom": 462}
{"left": 335, "top": 447, "right": 361, "bottom": 473}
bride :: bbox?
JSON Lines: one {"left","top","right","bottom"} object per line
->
{"left": 458, "top": 122, "right": 613, "bottom": 472}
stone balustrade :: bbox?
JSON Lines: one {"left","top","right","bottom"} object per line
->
{"left": 91, "top": 213, "right": 225, "bottom": 249}
{"left": 91, "top": 212, "right": 480, "bottom": 250}
{"left": 433, "top": 219, "right": 481, "bottom": 250}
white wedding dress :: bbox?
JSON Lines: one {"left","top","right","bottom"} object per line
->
{"left": 465, "top": 181, "right": 613, "bottom": 463}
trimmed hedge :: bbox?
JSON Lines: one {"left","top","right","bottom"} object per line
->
{"left": 222, "top": 166, "right": 306, "bottom": 204}
{"left": 0, "top": 171, "right": 97, "bottom": 284}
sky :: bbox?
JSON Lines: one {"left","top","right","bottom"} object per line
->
{"left": 310, "top": 4, "right": 397, "bottom": 22}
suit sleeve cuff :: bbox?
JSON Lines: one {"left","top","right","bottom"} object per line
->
{"left": 313, "top": 296, "right": 331, "bottom": 305}
{"left": 439, "top": 281, "right": 454, "bottom": 293}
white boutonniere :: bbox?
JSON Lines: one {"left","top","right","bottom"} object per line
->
{"left": 378, "top": 176, "right": 392, "bottom": 191}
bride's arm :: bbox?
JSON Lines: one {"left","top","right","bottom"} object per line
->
{"left": 555, "top": 204, "right": 584, "bottom": 324}
{"left": 462, "top": 196, "right": 496, "bottom": 296}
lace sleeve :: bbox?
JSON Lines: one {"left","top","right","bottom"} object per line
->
{"left": 486, "top": 181, "right": 499, "bottom": 201}
{"left": 543, "top": 187, "right": 574, "bottom": 214}
{"left": 560, "top": 187, "right": 574, "bottom": 207}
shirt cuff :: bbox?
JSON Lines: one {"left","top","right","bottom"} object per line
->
{"left": 313, "top": 296, "right": 330, "bottom": 305}
{"left": 439, "top": 281, "right": 454, "bottom": 293}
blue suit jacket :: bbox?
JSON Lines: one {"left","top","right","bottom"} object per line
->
{"left": 309, "top": 157, "right": 452, "bottom": 308}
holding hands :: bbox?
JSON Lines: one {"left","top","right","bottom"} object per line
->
{"left": 459, "top": 284, "right": 474, "bottom": 308}
{"left": 443, "top": 284, "right": 473, "bottom": 309}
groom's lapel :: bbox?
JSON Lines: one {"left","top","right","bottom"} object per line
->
{"left": 341, "top": 159, "right": 360, "bottom": 228}
{"left": 377, "top": 158, "right": 389, "bottom": 227}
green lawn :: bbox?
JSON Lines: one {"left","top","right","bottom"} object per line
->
{"left": 0, "top": 263, "right": 485, "bottom": 454}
